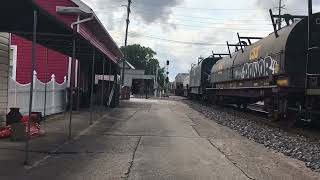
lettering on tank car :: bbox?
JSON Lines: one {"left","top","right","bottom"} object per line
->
{"left": 235, "top": 56, "right": 279, "bottom": 79}
{"left": 249, "top": 45, "right": 262, "bottom": 60}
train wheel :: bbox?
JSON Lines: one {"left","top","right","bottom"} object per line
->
{"left": 287, "top": 108, "right": 301, "bottom": 127}
{"left": 242, "top": 103, "right": 248, "bottom": 109}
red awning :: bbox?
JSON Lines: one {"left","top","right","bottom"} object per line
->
{"left": 0, "top": 0, "right": 123, "bottom": 64}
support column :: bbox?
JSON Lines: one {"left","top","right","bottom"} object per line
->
{"left": 24, "top": 10, "right": 37, "bottom": 165}
{"left": 101, "top": 59, "right": 105, "bottom": 106}
{"left": 76, "top": 60, "right": 80, "bottom": 110}
{"left": 90, "top": 50, "right": 96, "bottom": 125}
{"left": 43, "top": 48, "right": 48, "bottom": 120}
{"left": 68, "top": 36, "right": 76, "bottom": 139}
{"left": 108, "top": 61, "right": 112, "bottom": 104}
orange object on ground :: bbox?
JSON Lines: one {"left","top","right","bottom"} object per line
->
{"left": 0, "top": 126, "right": 11, "bottom": 138}
{"left": 0, "top": 115, "right": 41, "bottom": 139}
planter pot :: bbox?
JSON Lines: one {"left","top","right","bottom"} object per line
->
{"left": 6, "top": 108, "right": 22, "bottom": 126}
{"left": 10, "top": 123, "right": 26, "bottom": 141}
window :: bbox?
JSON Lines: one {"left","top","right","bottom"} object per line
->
{"left": 9, "top": 45, "right": 17, "bottom": 80}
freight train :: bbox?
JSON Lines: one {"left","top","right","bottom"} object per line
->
{"left": 177, "top": 11, "right": 320, "bottom": 122}
{"left": 174, "top": 73, "right": 189, "bottom": 96}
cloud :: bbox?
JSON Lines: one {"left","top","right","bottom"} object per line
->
{"left": 131, "top": 0, "right": 184, "bottom": 24}
{"left": 92, "top": 0, "right": 184, "bottom": 24}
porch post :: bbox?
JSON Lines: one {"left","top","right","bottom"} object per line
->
{"left": 76, "top": 60, "right": 80, "bottom": 110}
{"left": 68, "top": 36, "right": 76, "bottom": 139}
{"left": 43, "top": 48, "right": 48, "bottom": 120}
{"left": 101, "top": 59, "right": 105, "bottom": 106}
{"left": 24, "top": 10, "right": 37, "bottom": 165}
{"left": 108, "top": 61, "right": 112, "bottom": 104}
{"left": 90, "top": 49, "right": 96, "bottom": 125}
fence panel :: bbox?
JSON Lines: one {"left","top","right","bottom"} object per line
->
{"left": 8, "top": 71, "right": 67, "bottom": 116}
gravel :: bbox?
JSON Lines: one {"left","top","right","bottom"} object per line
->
{"left": 183, "top": 99, "right": 320, "bottom": 172}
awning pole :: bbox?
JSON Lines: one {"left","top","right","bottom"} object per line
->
{"left": 24, "top": 10, "right": 37, "bottom": 165}
{"left": 108, "top": 62, "right": 112, "bottom": 105}
{"left": 68, "top": 36, "right": 76, "bottom": 139}
{"left": 101, "top": 59, "right": 105, "bottom": 106}
{"left": 43, "top": 48, "right": 48, "bottom": 121}
{"left": 77, "top": 60, "right": 80, "bottom": 110}
{"left": 90, "top": 50, "right": 96, "bottom": 125}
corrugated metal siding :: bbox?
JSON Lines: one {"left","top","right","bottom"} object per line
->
{"left": 0, "top": 33, "right": 9, "bottom": 123}
{"left": 79, "top": 25, "right": 117, "bottom": 62}
{"left": 11, "top": 35, "right": 68, "bottom": 84}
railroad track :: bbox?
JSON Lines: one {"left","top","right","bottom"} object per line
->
{"left": 186, "top": 98, "right": 320, "bottom": 142}
{"left": 239, "top": 103, "right": 320, "bottom": 141}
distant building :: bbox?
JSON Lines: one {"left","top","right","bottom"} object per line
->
{"left": 120, "top": 61, "right": 156, "bottom": 95}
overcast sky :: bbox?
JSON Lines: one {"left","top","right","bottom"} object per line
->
{"left": 83, "top": 0, "right": 319, "bottom": 80}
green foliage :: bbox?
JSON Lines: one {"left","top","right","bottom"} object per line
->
{"left": 157, "top": 67, "right": 166, "bottom": 88}
{"left": 120, "top": 44, "right": 156, "bottom": 70}
{"left": 121, "top": 44, "right": 166, "bottom": 88}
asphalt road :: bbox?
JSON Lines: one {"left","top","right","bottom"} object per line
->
{"left": 3, "top": 97, "right": 320, "bottom": 180}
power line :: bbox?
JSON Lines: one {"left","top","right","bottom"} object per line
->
{"left": 127, "top": 19, "right": 272, "bottom": 31}
{"left": 125, "top": 33, "right": 228, "bottom": 46}
{"left": 93, "top": 4, "right": 271, "bottom": 12}
{"left": 93, "top": 8, "right": 271, "bottom": 22}
{"left": 131, "top": 2, "right": 271, "bottom": 11}
{"left": 134, "top": 19, "right": 272, "bottom": 29}
{"left": 161, "top": 17, "right": 272, "bottom": 26}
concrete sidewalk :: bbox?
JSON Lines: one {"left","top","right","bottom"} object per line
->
{"left": 1, "top": 98, "right": 320, "bottom": 180}
{"left": 0, "top": 106, "right": 111, "bottom": 176}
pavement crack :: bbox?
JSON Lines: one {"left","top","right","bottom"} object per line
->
{"left": 207, "top": 139, "right": 256, "bottom": 180}
{"left": 191, "top": 125, "right": 201, "bottom": 137}
{"left": 124, "top": 136, "right": 141, "bottom": 180}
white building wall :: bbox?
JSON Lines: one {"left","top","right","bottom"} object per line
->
{"left": 0, "top": 33, "right": 9, "bottom": 125}
{"left": 122, "top": 69, "right": 155, "bottom": 87}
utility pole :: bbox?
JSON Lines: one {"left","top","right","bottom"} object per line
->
{"left": 278, "top": 0, "right": 282, "bottom": 29}
{"left": 121, "top": 0, "right": 132, "bottom": 86}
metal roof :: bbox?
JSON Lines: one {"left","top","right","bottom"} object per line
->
{"left": 0, "top": 0, "right": 123, "bottom": 64}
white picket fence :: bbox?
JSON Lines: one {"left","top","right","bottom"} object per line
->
{"left": 8, "top": 71, "right": 67, "bottom": 116}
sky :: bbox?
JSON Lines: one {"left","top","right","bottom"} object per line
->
{"left": 82, "top": 0, "right": 320, "bottom": 80}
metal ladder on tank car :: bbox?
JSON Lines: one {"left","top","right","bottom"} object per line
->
{"left": 303, "top": 0, "right": 320, "bottom": 122}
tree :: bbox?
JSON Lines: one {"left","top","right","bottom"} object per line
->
{"left": 120, "top": 44, "right": 156, "bottom": 70}
{"left": 145, "top": 58, "right": 159, "bottom": 75}
{"left": 121, "top": 44, "right": 166, "bottom": 88}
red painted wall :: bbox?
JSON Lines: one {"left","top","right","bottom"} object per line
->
{"left": 34, "top": 0, "right": 77, "bottom": 27}
{"left": 11, "top": 35, "right": 69, "bottom": 84}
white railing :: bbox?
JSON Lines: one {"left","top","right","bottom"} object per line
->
{"left": 8, "top": 71, "right": 67, "bottom": 116}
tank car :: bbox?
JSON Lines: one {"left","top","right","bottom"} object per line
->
{"left": 208, "top": 12, "right": 320, "bottom": 121}
{"left": 189, "top": 56, "right": 222, "bottom": 100}
{"left": 174, "top": 73, "right": 189, "bottom": 96}
{"left": 182, "top": 75, "right": 190, "bottom": 97}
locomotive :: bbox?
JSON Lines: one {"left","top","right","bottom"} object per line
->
{"left": 185, "top": 11, "right": 320, "bottom": 122}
